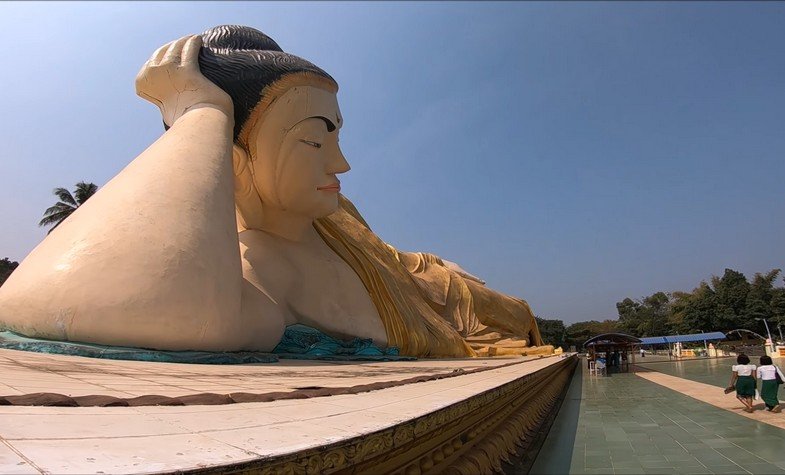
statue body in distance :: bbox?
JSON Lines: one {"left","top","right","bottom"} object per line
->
{"left": 0, "top": 26, "right": 550, "bottom": 358}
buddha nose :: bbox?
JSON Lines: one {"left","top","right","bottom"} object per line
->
{"left": 328, "top": 144, "right": 350, "bottom": 174}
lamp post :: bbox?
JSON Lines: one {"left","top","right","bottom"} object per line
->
{"left": 756, "top": 318, "right": 776, "bottom": 353}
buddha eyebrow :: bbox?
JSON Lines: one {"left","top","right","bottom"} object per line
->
{"left": 313, "top": 116, "right": 336, "bottom": 132}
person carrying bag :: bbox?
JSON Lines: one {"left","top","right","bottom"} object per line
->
{"left": 757, "top": 355, "right": 784, "bottom": 413}
{"left": 728, "top": 354, "right": 757, "bottom": 413}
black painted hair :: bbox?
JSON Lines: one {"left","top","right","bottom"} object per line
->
{"left": 760, "top": 355, "right": 773, "bottom": 366}
{"left": 196, "top": 25, "right": 336, "bottom": 140}
{"left": 737, "top": 354, "right": 750, "bottom": 365}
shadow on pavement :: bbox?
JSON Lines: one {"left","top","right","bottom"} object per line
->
{"left": 522, "top": 358, "right": 584, "bottom": 474}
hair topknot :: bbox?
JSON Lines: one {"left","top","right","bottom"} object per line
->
{"left": 201, "top": 25, "right": 283, "bottom": 52}
{"left": 196, "top": 24, "right": 336, "bottom": 141}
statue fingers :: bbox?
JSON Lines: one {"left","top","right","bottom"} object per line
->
{"left": 136, "top": 34, "right": 232, "bottom": 123}
{"left": 148, "top": 41, "right": 174, "bottom": 67}
{"left": 135, "top": 39, "right": 176, "bottom": 96}
{"left": 179, "top": 35, "right": 203, "bottom": 69}
{"left": 161, "top": 36, "right": 191, "bottom": 66}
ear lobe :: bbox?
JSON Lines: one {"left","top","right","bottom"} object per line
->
{"left": 232, "top": 144, "right": 265, "bottom": 230}
{"left": 232, "top": 144, "right": 250, "bottom": 176}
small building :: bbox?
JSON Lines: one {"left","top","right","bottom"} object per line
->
{"left": 640, "top": 332, "right": 726, "bottom": 357}
{"left": 583, "top": 333, "right": 642, "bottom": 374}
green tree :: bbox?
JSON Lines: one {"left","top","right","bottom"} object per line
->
{"left": 667, "top": 291, "right": 692, "bottom": 335}
{"left": 771, "top": 286, "right": 785, "bottom": 330}
{"left": 768, "top": 275, "right": 785, "bottom": 340}
{"left": 614, "top": 268, "right": 785, "bottom": 339}
{"left": 39, "top": 181, "right": 98, "bottom": 233}
{"left": 743, "top": 269, "right": 780, "bottom": 333}
{"left": 711, "top": 269, "right": 750, "bottom": 332}
{"left": 642, "top": 292, "right": 670, "bottom": 337}
{"left": 615, "top": 292, "right": 670, "bottom": 337}
{"left": 616, "top": 298, "right": 642, "bottom": 335}
{"left": 683, "top": 281, "right": 718, "bottom": 332}
{"left": 0, "top": 258, "right": 19, "bottom": 287}
{"left": 535, "top": 317, "right": 566, "bottom": 349}
{"left": 565, "top": 319, "right": 619, "bottom": 349}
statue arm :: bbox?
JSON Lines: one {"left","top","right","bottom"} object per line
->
{"left": 438, "top": 258, "right": 486, "bottom": 285}
{"left": 0, "top": 36, "right": 253, "bottom": 350}
{"left": 387, "top": 245, "right": 486, "bottom": 285}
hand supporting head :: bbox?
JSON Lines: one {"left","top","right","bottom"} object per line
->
{"left": 196, "top": 25, "right": 348, "bottom": 232}
{"left": 197, "top": 25, "right": 338, "bottom": 143}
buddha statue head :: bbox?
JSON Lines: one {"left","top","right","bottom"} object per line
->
{"left": 197, "top": 25, "right": 349, "bottom": 231}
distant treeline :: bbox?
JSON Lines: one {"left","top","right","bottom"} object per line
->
{"left": 537, "top": 268, "right": 785, "bottom": 350}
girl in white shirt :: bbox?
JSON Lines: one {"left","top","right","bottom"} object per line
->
{"left": 758, "top": 355, "right": 784, "bottom": 413}
{"left": 729, "top": 354, "right": 756, "bottom": 413}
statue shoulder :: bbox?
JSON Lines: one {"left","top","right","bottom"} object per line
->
{"left": 238, "top": 229, "right": 297, "bottom": 289}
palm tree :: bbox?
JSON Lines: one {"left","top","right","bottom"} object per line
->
{"left": 39, "top": 181, "right": 99, "bottom": 233}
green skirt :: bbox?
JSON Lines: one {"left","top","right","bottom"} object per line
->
{"left": 735, "top": 376, "right": 756, "bottom": 397}
{"left": 760, "top": 379, "right": 780, "bottom": 408}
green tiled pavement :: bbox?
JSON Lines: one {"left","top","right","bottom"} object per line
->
{"left": 638, "top": 356, "right": 785, "bottom": 403}
{"left": 530, "top": 360, "right": 785, "bottom": 474}
{"left": 637, "top": 356, "right": 739, "bottom": 388}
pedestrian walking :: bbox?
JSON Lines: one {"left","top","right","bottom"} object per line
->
{"left": 727, "top": 354, "right": 757, "bottom": 413}
{"left": 757, "top": 355, "right": 784, "bottom": 413}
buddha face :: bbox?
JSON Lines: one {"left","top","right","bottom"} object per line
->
{"left": 247, "top": 85, "right": 348, "bottom": 219}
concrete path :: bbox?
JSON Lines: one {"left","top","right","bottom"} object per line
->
{"left": 530, "top": 361, "right": 785, "bottom": 474}
{"left": 0, "top": 348, "right": 568, "bottom": 474}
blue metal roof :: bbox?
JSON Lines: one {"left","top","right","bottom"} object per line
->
{"left": 640, "top": 332, "right": 726, "bottom": 345}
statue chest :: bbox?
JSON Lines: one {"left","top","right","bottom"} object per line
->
{"left": 287, "top": 247, "right": 387, "bottom": 345}
{"left": 238, "top": 230, "right": 387, "bottom": 346}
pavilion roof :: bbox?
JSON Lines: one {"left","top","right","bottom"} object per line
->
{"left": 583, "top": 333, "right": 642, "bottom": 348}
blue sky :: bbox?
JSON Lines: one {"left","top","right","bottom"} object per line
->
{"left": 1, "top": 2, "right": 783, "bottom": 323}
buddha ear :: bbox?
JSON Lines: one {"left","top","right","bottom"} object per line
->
{"left": 232, "top": 144, "right": 248, "bottom": 173}
{"left": 232, "top": 144, "right": 265, "bottom": 230}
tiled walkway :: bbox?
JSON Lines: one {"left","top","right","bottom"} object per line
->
{"left": 636, "top": 371, "right": 785, "bottom": 431}
{"left": 530, "top": 361, "right": 785, "bottom": 474}
{"left": 637, "top": 356, "right": 736, "bottom": 389}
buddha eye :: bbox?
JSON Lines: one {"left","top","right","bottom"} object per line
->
{"left": 299, "top": 139, "right": 322, "bottom": 149}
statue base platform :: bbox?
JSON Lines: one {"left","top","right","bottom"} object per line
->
{"left": 0, "top": 347, "right": 576, "bottom": 474}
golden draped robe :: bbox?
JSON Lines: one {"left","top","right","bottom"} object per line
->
{"left": 315, "top": 195, "right": 552, "bottom": 358}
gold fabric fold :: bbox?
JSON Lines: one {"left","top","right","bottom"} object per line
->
{"left": 315, "top": 195, "right": 552, "bottom": 358}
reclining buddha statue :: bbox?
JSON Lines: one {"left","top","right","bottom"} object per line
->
{"left": 0, "top": 25, "right": 550, "bottom": 358}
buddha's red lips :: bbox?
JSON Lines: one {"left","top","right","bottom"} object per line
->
{"left": 317, "top": 183, "right": 341, "bottom": 192}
